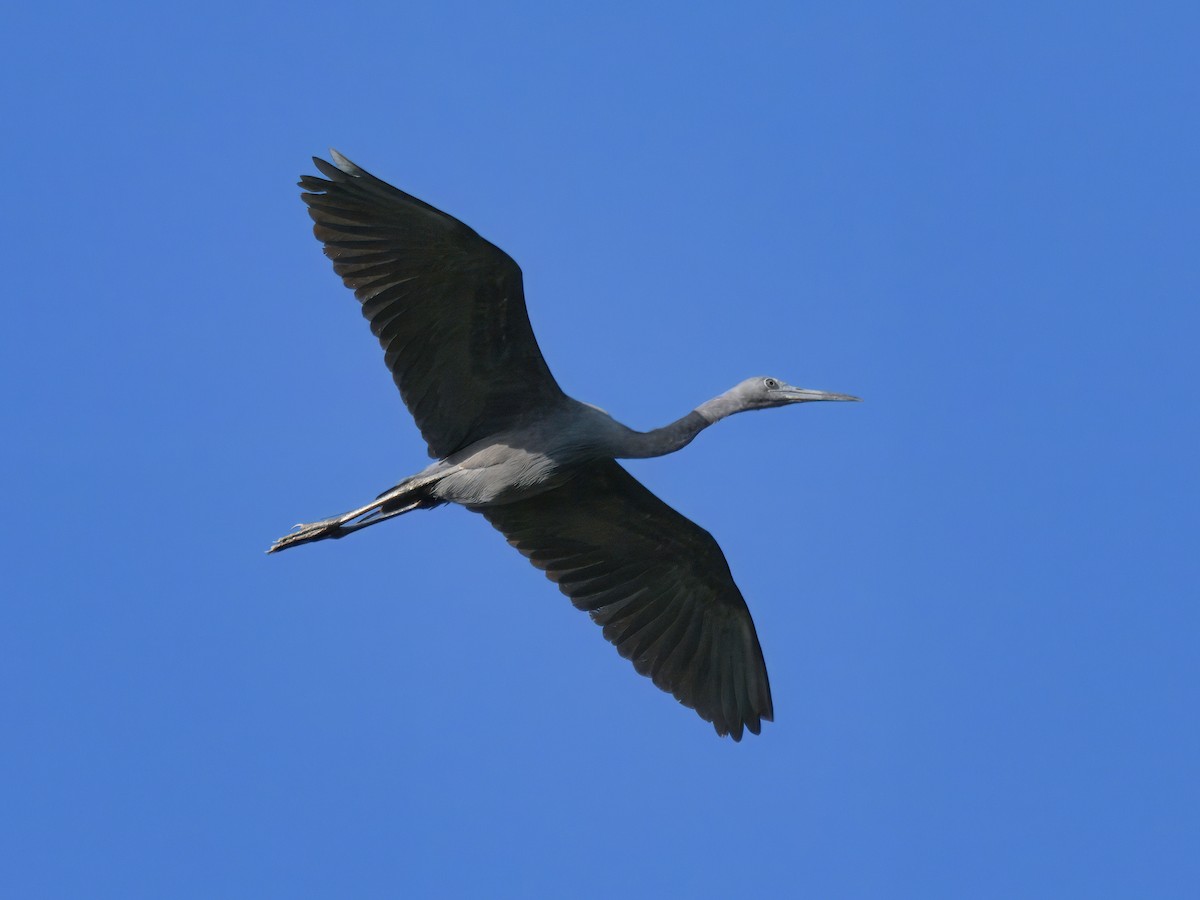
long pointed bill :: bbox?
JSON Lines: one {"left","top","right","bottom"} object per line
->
{"left": 779, "top": 386, "right": 862, "bottom": 403}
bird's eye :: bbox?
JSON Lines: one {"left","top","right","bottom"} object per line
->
{"left": 764, "top": 378, "right": 779, "bottom": 390}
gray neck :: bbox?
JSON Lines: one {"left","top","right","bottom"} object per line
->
{"left": 615, "top": 390, "right": 744, "bottom": 459}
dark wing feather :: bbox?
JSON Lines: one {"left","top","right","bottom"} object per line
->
{"left": 476, "top": 460, "right": 773, "bottom": 740}
{"left": 300, "top": 151, "right": 566, "bottom": 458}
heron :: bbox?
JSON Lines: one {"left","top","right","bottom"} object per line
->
{"left": 270, "top": 151, "right": 860, "bottom": 740}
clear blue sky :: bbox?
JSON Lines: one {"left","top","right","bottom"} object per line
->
{"left": 2, "top": 2, "right": 1197, "bottom": 897}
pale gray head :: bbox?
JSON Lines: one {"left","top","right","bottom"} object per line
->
{"left": 731, "top": 376, "right": 861, "bottom": 411}
{"left": 695, "top": 376, "right": 861, "bottom": 425}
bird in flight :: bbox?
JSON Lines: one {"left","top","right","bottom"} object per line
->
{"left": 270, "top": 151, "right": 860, "bottom": 740}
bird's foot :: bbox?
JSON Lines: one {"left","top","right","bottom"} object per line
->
{"left": 267, "top": 516, "right": 347, "bottom": 554}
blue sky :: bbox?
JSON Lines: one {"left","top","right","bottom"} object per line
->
{"left": 2, "top": 2, "right": 1197, "bottom": 897}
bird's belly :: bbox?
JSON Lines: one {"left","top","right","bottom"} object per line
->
{"left": 429, "top": 443, "right": 576, "bottom": 507}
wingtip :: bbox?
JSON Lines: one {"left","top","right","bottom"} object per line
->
{"left": 711, "top": 708, "right": 769, "bottom": 741}
{"left": 328, "top": 148, "right": 362, "bottom": 177}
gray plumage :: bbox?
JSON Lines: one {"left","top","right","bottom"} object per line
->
{"left": 270, "top": 151, "right": 860, "bottom": 740}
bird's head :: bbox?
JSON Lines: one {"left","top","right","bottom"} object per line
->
{"left": 731, "top": 376, "right": 861, "bottom": 411}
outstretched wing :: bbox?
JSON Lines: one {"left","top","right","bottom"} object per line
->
{"left": 300, "top": 151, "right": 566, "bottom": 459}
{"left": 476, "top": 460, "right": 773, "bottom": 740}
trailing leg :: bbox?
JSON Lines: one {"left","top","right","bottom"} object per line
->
{"left": 267, "top": 477, "right": 442, "bottom": 553}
